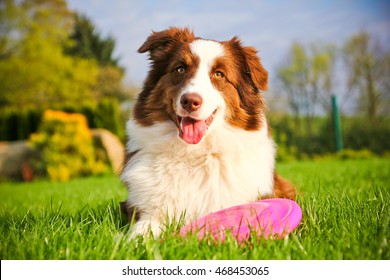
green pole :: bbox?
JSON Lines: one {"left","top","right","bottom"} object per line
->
{"left": 331, "top": 95, "right": 343, "bottom": 152}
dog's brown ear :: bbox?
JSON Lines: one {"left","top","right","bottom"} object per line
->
{"left": 242, "top": 45, "right": 268, "bottom": 91}
{"left": 227, "top": 37, "right": 268, "bottom": 92}
{"left": 138, "top": 27, "right": 195, "bottom": 61}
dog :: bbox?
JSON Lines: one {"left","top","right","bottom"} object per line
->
{"left": 120, "top": 27, "right": 296, "bottom": 238}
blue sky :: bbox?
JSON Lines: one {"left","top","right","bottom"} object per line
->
{"left": 67, "top": 0, "right": 390, "bottom": 89}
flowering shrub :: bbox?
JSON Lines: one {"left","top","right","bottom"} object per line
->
{"left": 29, "top": 110, "right": 109, "bottom": 181}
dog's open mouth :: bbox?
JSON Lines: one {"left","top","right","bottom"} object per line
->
{"left": 175, "top": 110, "right": 217, "bottom": 144}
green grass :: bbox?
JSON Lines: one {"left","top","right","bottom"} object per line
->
{"left": 0, "top": 158, "right": 389, "bottom": 260}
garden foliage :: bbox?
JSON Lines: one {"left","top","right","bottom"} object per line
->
{"left": 0, "top": 98, "right": 123, "bottom": 141}
{"left": 270, "top": 115, "right": 390, "bottom": 160}
{"left": 29, "top": 110, "right": 109, "bottom": 181}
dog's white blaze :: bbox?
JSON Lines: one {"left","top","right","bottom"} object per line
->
{"left": 190, "top": 39, "right": 224, "bottom": 69}
{"left": 176, "top": 39, "right": 226, "bottom": 122}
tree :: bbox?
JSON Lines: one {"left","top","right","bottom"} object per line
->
{"left": 66, "top": 14, "right": 121, "bottom": 68}
{"left": 378, "top": 52, "right": 390, "bottom": 116}
{"left": 310, "top": 44, "right": 336, "bottom": 113}
{"left": 278, "top": 43, "right": 308, "bottom": 119}
{"left": 0, "top": 0, "right": 22, "bottom": 60}
{"left": 66, "top": 13, "right": 127, "bottom": 101}
{"left": 277, "top": 42, "right": 335, "bottom": 133}
{"left": 0, "top": 0, "right": 99, "bottom": 109}
{"left": 343, "top": 32, "right": 389, "bottom": 120}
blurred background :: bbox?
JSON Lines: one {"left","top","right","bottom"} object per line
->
{"left": 0, "top": 0, "right": 389, "bottom": 182}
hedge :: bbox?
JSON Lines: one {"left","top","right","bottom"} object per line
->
{"left": 270, "top": 115, "right": 390, "bottom": 159}
{"left": 0, "top": 98, "right": 123, "bottom": 141}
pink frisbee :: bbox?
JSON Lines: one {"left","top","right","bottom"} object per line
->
{"left": 180, "top": 199, "right": 302, "bottom": 242}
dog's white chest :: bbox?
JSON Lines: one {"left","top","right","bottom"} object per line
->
{"left": 121, "top": 120, "right": 275, "bottom": 221}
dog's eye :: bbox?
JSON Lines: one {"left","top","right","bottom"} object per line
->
{"left": 176, "top": 66, "right": 186, "bottom": 74}
{"left": 215, "top": 71, "right": 224, "bottom": 78}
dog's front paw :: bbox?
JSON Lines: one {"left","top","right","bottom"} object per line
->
{"left": 129, "top": 220, "right": 161, "bottom": 239}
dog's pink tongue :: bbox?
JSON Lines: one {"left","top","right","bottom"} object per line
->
{"left": 180, "top": 117, "right": 206, "bottom": 144}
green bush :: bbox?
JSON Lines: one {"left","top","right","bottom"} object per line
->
{"left": 0, "top": 108, "right": 42, "bottom": 141}
{"left": 274, "top": 132, "right": 298, "bottom": 161}
{"left": 269, "top": 114, "right": 390, "bottom": 159}
{"left": 270, "top": 115, "right": 334, "bottom": 159}
{"left": 313, "top": 149, "right": 377, "bottom": 161}
{"left": 342, "top": 117, "right": 390, "bottom": 154}
{"left": 336, "top": 149, "right": 376, "bottom": 160}
{"left": 94, "top": 98, "right": 123, "bottom": 139}
{"left": 29, "top": 110, "right": 109, "bottom": 181}
{"left": 0, "top": 98, "right": 124, "bottom": 141}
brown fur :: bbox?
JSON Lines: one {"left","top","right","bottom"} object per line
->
{"left": 134, "top": 27, "right": 196, "bottom": 126}
{"left": 272, "top": 173, "right": 296, "bottom": 200}
{"left": 214, "top": 38, "right": 268, "bottom": 130}
{"left": 120, "top": 201, "right": 141, "bottom": 223}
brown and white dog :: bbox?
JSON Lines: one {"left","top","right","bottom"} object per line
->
{"left": 121, "top": 27, "right": 295, "bottom": 238}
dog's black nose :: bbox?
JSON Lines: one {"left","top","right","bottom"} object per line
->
{"left": 180, "top": 93, "right": 203, "bottom": 112}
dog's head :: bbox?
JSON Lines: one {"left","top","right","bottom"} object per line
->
{"left": 134, "top": 27, "right": 268, "bottom": 144}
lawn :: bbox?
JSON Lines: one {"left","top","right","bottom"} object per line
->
{"left": 0, "top": 158, "right": 389, "bottom": 260}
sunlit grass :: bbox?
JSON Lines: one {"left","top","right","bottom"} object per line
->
{"left": 0, "top": 159, "right": 389, "bottom": 259}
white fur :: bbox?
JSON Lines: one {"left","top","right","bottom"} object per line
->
{"left": 121, "top": 119, "right": 275, "bottom": 237}
{"left": 175, "top": 39, "right": 225, "bottom": 122}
